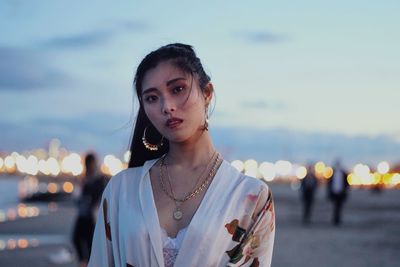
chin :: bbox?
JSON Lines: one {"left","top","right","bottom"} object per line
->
{"left": 167, "top": 135, "right": 190, "bottom": 144}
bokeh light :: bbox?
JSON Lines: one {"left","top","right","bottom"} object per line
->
{"left": 103, "top": 154, "right": 123, "bottom": 176}
{"left": 231, "top": 160, "right": 244, "bottom": 172}
{"left": 63, "top": 182, "right": 74, "bottom": 193}
{"left": 47, "top": 157, "right": 60, "bottom": 176}
{"left": 259, "top": 162, "right": 276, "bottom": 181}
{"left": 62, "top": 153, "right": 83, "bottom": 176}
{"left": 244, "top": 159, "right": 258, "bottom": 178}
{"left": 124, "top": 151, "right": 131, "bottom": 163}
{"left": 314, "top": 161, "right": 326, "bottom": 174}
{"left": 275, "top": 160, "right": 292, "bottom": 176}
{"left": 296, "top": 166, "right": 307, "bottom": 179}
{"left": 377, "top": 161, "right": 390, "bottom": 174}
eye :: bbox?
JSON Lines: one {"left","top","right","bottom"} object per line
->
{"left": 172, "top": 86, "right": 185, "bottom": 94}
{"left": 143, "top": 95, "right": 158, "bottom": 103}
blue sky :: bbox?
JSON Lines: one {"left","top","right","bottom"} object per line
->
{"left": 1, "top": 0, "right": 399, "bottom": 165}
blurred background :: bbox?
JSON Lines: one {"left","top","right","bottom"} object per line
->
{"left": 0, "top": 0, "right": 399, "bottom": 266}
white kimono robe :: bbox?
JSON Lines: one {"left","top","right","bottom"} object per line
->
{"left": 88, "top": 158, "right": 275, "bottom": 267}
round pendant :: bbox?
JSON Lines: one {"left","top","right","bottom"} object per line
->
{"left": 173, "top": 210, "right": 183, "bottom": 220}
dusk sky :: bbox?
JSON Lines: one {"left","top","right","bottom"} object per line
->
{"left": 1, "top": 1, "right": 399, "bottom": 166}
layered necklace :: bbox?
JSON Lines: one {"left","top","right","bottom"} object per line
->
{"left": 159, "top": 151, "right": 222, "bottom": 220}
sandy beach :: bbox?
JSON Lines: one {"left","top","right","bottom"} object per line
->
{"left": 271, "top": 183, "right": 400, "bottom": 267}
{"left": 0, "top": 182, "right": 399, "bottom": 266}
{"left": 0, "top": 202, "right": 78, "bottom": 267}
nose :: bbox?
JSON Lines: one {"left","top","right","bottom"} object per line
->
{"left": 161, "top": 96, "right": 176, "bottom": 115}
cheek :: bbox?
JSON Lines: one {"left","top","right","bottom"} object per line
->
{"left": 143, "top": 105, "right": 160, "bottom": 124}
{"left": 182, "top": 89, "right": 205, "bottom": 112}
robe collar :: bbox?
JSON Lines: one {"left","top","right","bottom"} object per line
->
{"left": 138, "top": 158, "right": 164, "bottom": 266}
{"left": 138, "top": 157, "right": 232, "bottom": 267}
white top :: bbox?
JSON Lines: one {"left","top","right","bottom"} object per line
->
{"left": 88, "top": 158, "right": 275, "bottom": 267}
{"left": 161, "top": 226, "right": 188, "bottom": 267}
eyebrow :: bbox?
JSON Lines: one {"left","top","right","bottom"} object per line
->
{"left": 142, "top": 77, "right": 187, "bottom": 95}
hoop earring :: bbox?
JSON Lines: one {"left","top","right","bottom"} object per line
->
{"left": 142, "top": 126, "right": 164, "bottom": 151}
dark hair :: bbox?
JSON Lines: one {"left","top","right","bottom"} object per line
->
{"left": 85, "top": 153, "right": 96, "bottom": 168}
{"left": 128, "top": 43, "right": 211, "bottom": 167}
{"left": 84, "top": 152, "right": 97, "bottom": 176}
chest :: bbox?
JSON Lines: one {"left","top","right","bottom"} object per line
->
{"left": 149, "top": 167, "right": 209, "bottom": 238}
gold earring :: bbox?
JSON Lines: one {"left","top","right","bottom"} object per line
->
{"left": 142, "top": 126, "right": 164, "bottom": 151}
{"left": 203, "top": 108, "right": 209, "bottom": 131}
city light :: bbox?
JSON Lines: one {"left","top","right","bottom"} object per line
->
{"left": 1, "top": 143, "right": 399, "bottom": 189}
{"left": 61, "top": 153, "right": 83, "bottom": 176}
{"left": 124, "top": 151, "right": 131, "bottom": 163}
{"left": 377, "top": 161, "right": 390, "bottom": 174}
{"left": 47, "top": 182, "right": 59, "bottom": 193}
{"left": 5, "top": 155, "right": 15, "bottom": 169}
{"left": 275, "top": 160, "right": 292, "bottom": 176}
{"left": 231, "top": 160, "right": 244, "bottom": 172}
{"left": 314, "top": 161, "right": 326, "bottom": 175}
{"left": 296, "top": 166, "right": 307, "bottom": 179}
{"left": 38, "top": 159, "right": 50, "bottom": 175}
{"left": 259, "top": 162, "right": 276, "bottom": 181}
{"left": 63, "top": 182, "right": 74, "bottom": 193}
{"left": 353, "top": 164, "right": 370, "bottom": 177}
{"left": 103, "top": 154, "right": 123, "bottom": 176}
{"left": 47, "top": 157, "right": 60, "bottom": 176}
{"left": 244, "top": 159, "right": 258, "bottom": 178}
{"left": 323, "top": 166, "right": 334, "bottom": 179}
{"left": 392, "top": 174, "right": 400, "bottom": 186}
{"left": 0, "top": 238, "right": 40, "bottom": 251}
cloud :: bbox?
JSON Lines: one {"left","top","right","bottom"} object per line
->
{"left": 234, "top": 30, "right": 289, "bottom": 44}
{"left": 42, "top": 30, "right": 112, "bottom": 49}
{"left": 241, "top": 100, "right": 286, "bottom": 110}
{"left": 117, "top": 20, "right": 150, "bottom": 32}
{"left": 0, "top": 112, "right": 132, "bottom": 155}
{"left": 41, "top": 20, "right": 151, "bottom": 50}
{"left": 0, "top": 47, "right": 71, "bottom": 91}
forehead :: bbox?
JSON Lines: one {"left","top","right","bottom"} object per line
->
{"left": 142, "top": 61, "right": 189, "bottom": 91}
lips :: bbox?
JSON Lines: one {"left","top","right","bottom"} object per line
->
{"left": 166, "top": 117, "right": 183, "bottom": 128}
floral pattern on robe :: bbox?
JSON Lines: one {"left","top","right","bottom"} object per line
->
{"left": 225, "top": 189, "right": 275, "bottom": 266}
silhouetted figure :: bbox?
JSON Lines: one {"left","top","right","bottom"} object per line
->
{"left": 328, "top": 159, "right": 349, "bottom": 226}
{"left": 72, "top": 153, "right": 107, "bottom": 267}
{"left": 301, "top": 164, "right": 318, "bottom": 225}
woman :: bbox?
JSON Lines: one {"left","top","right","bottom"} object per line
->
{"left": 73, "top": 152, "right": 107, "bottom": 267}
{"left": 88, "top": 43, "right": 275, "bottom": 267}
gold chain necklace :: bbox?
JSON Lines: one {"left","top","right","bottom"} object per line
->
{"left": 164, "top": 151, "right": 217, "bottom": 199}
{"left": 159, "top": 152, "right": 222, "bottom": 220}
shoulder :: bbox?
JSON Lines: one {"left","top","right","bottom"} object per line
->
{"left": 223, "top": 162, "right": 272, "bottom": 197}
{"left": 103, "top": 166, "right": 143, "bottom": 195}
{"left": 241, "top": 173, "right": 271, "bottom": 198}
{"left": 231, "top": 171, "right": 273, "bottom": 218}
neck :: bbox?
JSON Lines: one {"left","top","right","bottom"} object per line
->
{"left": 166, "top": 131, "right": 216, "bottom": 168}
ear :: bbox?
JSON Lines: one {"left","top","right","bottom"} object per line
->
{"left": 202, "top": 82, "right": 214, "bottom": 106}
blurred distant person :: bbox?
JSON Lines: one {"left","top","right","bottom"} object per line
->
{"left": 72, "top": 153, "right": 107, "bottom": 267}
{"left": 328, "top": 159, "right": 349, "bottom": 226}
{"left": 300, "top": 164, "right": 318, "bottom": 225}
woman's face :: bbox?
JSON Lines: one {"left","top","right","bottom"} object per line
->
{"left": 141, "top": 61, "right": 212, "bottom": 144}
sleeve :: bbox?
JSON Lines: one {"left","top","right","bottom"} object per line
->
{"left": 226, "top": 185, "right": 275, "bottom": 267}
{"left": 250, "top": 187, "right": 275, "bottom": 266}
{"left": 88, "top": 184, "right": 115, "bottom": 267}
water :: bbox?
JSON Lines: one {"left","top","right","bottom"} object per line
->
{"left": 0, "top": 175, "right": 21, "bottom": 209}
